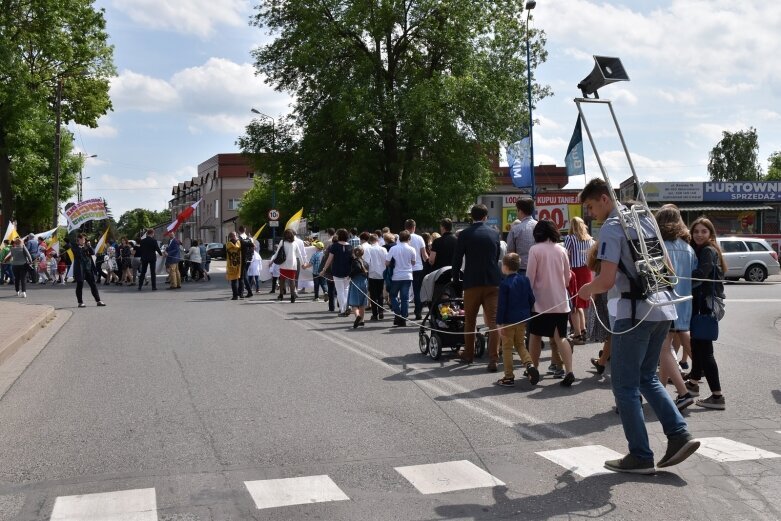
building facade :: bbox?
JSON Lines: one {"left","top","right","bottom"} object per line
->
{"left": 169, "top": 154, "right": 257, "bottom": 245}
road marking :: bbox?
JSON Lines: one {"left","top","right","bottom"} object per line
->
{"left": 536, "top": 445, "right": 624, "bottom": 477}
{"left": 696, "top": 437, "right": 781, "bottom": 462}
{"left": 50, "top": 488, "right": 157, "bottom": 521}
{"left": 244, "top": 475, "right": 350, "bottom": 510}
{"left": 395, "top": 460, "right": 505, "bottom": 494}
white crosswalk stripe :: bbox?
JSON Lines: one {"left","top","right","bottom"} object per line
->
{"left": 695, "top": 437, "right": 781, "bottom": 463}
{"left": 394, "top": 460, "right": 505, "bottom": 495}
{"left": 536, "top": 445, "right": 624, "bottom": 478}
{"left": 50, "top": 488, "right": 157, "bottom": 521}
{"left": 244, "top": 475, "right": 350, "bottom": 510}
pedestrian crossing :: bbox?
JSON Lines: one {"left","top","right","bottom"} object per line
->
{"left": 36, "top": 436, "right": 780, "bottom": 519}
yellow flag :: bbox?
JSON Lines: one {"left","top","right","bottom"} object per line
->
{"left": 252, "top": 223, "right": 267, "bottom": 241}
{"left": 3, "top": 221, "right": 19, "bottom": 242}
{"left": 66, "top": 248, "right": 74, "bottom": 262}
{"left": 285, "top": 208, "right": 304, "bottom": 231}
{"left": 46, "top": 236, "right": 60, "bottom": 254}
{"left": 94, "top": 227, "right": 110, "bottom": 254}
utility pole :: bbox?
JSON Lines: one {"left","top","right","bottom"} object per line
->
{"left": 52, "top": 78, "right": 63, "bottom": 228}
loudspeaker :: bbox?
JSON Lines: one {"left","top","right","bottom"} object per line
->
{"left": 577, "top": 56, "right": 629, "bottom": 98}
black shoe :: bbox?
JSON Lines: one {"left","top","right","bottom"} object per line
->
{"left": 657, "top": 433, "right": 700, "bottom": 468}
{"left": 604, "top": 454, "right": 656, "bottom": 474}
{"left": 353, "top": 316, "right": 361, "bottom": 329}
{"left": 137, "top": 287, "right": 142, "bottom": 291}
{"left": 369, "top": 315, "right": 378, "bottom": 321}
{"left": 97, "top": 301, "right": 106, "bottom": 307}
{"left": 291, "top": 295, "right": 296, "bottom": 303}
{"left": 675, "top": 393, "right": 695, "bottom": 411}
{"left": 231, "top": 296, "right": 238, "bottom": 300}
{"left": 591, "top": 358, "right": 606, "bottom": 375}
{"left": 246, "top": 292, "right": 253, "bottom": 298}
{"left": 415, "top": 314, "right": 422, "bottom": 321}
{"left": 526, "top": 365, "right": 540, "bottom": 385}
{"left": 277, "top": 294, "right": 284, "bottom": 301}
{"left": 379, "top": 312, "right": 384, "bottom": 320}
{"left": 560, "top": 372, "right": 575, "bottom": 387}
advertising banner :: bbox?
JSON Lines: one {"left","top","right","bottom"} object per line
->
{"left": 536, "top": 193, "right": 583, "bottom": 232}
{"left": 642, "top": 182, "right": 781, "bottom": 202}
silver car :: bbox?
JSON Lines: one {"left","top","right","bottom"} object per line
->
{"left": 717, "top": 237, "right": 780, "bottom": 282}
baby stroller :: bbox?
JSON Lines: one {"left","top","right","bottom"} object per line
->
{"left": 418, "top": 267, "right": 486, "bottom": 360}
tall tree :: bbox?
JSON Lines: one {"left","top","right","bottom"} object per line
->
{"left": 243, "top": 0, "right": 549, "bottom": 229}
{"left": 116, "top": 208, "right": 171, "bottom": 240}
{"left": 707, "top": 127, "right": 763, "bottom": 182}
{"left": 0, "top": 0, "right": 115, "bottom": 227}
{"left": 766, "top": 151, "right": 781, "bottom": 181}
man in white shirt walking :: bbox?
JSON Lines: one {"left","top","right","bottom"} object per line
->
{"left": 405, "top": 219, "right": 428, "bottom": 320}
{"left": 386, "top": 231, "right": 417, "bottom": 327}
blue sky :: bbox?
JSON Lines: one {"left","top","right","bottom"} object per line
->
{"left": 72, "top": 0, "right": 781, "bottom": 217}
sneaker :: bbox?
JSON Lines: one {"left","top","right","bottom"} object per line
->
{"left": 97, "top": 301, "right": 106, "bottom": 307}
{"left": 604, "top": 454, "right": 656, "bottom": 475}
{"left": 679, "top": 361, "right": 689, "bottom": 370}
{"left": 551, "top": 368, "right": 565, "bottom": 379}
{"left": 21, "top": 291, "right": 26, "bottom": 298}
{"left": 657, "top": 433, "right": 700, "bottom": 468}
{"left": 546, "top": 364, "right": 560, "bottom": 375}
{"left": 526, "top": 365, "right": 540, "bottom": 385}
{"left": 696, "top": 395, "right": 725, "bottom": 410}
{"left": 684, "top": 381, "right": 700, "bottom": 397}
{"left": 560, "top": 372, "right": 575, "bottom": 387}
{"left": 78, "top": 303, "right": 86, "bottom": 308}
{"left": 16, "top": 291, "right": 20, "bottom": 297}
{"left": 674, "top": 393, "right": 695, "bottom": 411}
{"left": 590, "top": 358, "right": 606, "bottom": 375}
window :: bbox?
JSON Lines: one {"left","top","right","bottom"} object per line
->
{"left": 747, "top": 241, "right": 769, "bottom": 252}
{"left": 720, "top": 240, "right": 747, "bottom": 253}
{"left": 228, "top": 199, "right": 241, "bottom": 210}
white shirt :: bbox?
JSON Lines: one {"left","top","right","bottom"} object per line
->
{"left": 386, "top": 242, "right": 416, "bottom": 281}
{"left": 274, "top": 241, "right": 304, "bottom": 270}
{"left": 408, "top": 232, "right": 426, "bottom": 272}
{"left": 294, "top": 237, "right": 308, "bottom": 264}
{"left": 365, "top": 243, "right": 386, "bottom": 279}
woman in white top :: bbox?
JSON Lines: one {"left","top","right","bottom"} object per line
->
{"left": 187, "top": 240, "right": 203, "bottom": 280}
{"left": 385, "top": 230, "right": 417, "bottom": 327}
{"left": 272, "top": 228, "right": 307, "bottom": 303}
{"left": 563, "top": 217, "right": 595, "bottom": 345}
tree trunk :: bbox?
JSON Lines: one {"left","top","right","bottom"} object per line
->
{"left": 0, "top": 129, "right": 14, "bottom": 229}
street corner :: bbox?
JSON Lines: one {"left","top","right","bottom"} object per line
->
{"left": 0, "top": 301, "right": 57, "bottom": 367}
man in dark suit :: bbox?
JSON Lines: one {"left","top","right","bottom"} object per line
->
{"left": 72, "top": 233, "right": 105, "bottom": 308}
{"left": 452, "top": 204, "right": 501, "bottom": 371}
{"left": 137, "top": 228, "right": 163, "bottom": 290}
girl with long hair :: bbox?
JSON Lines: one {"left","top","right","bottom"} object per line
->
{"left": 686, "top": 217, "right": 727, "bottom": 410}
{"left": 564, "top": 216, "right": 595, "bottom": 345}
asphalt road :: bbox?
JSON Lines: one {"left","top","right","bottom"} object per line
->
{"left": 0, "top": 272, "right": 779, "bottom": 520}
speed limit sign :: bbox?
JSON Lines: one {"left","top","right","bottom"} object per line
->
{"left": 267, "top": 209, "right": 280, "bottom": 221}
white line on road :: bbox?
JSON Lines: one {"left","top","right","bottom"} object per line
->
{"left": 50, "top": 488, "right": 157, "bottom": 521}
{"left": 244, "top": 475, "right": 350, "bottom": 510}
{"left": 395, "top": 460, "right": 505, "bottom": 494}
{"left": 536, "top": 445, "right": 624, "bottom": 478}
{"left": 696, "top": 437, "right": 781, "bottom": 462}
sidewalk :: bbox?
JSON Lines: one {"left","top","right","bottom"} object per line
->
{"left": 0, "top": 301, "right": 56, "bottom": 366}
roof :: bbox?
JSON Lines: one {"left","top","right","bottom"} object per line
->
{"left": 649, "top": 204, "right": 774, "bottom": 212}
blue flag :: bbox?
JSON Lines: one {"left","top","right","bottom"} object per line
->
{"left": 507, "top": 137, "right": 532, "bottom": 189}
{"left": 565, "top": 115, "right": 585, "bottom": 177}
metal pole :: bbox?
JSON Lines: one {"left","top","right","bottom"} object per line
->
{"left": 52, "top": 78, "right": 63, "bottom": 228}
{"left": 78, "top": 152, "right": 83, "bottom": 202}
{"left": 525, "top": 10, "right": 536, "bottom": 206}
{"left": 271, "top": 118, "right": 277, "bottom": 244}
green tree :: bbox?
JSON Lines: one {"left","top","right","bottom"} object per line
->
{"left": 707, "top": 127, "right": 763, "bottom": 182}
{"left": 765, "top": 151, "right": 781, "bottom": 181}
{"left": 0, "top": 0, "right": 115, "bottom": 227}
{"left": 242, "top": 0, "right": 549, "bottom": 229}
{"left": 116, "top": 208, "right": 171, "bottom": 240}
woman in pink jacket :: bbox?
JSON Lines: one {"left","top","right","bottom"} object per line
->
{"left": 527, "top": 220, "right": 575, "bottom": 386}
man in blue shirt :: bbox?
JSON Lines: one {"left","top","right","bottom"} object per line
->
{"left": 164, "top": 231, "right": 182, "bottom": 289}
{"left": 578, "top": 178, "right": 699, "bottom": 474}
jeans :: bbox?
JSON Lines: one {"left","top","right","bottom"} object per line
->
{"left": 412, "top": 270, "right": 424, "bottom": 317}
{"left": 611, "top": 318, "right": 688, "bottom": 461}
{"left": 389, "top": 279, "right": 412, "bottom": 319}
{"left": 313, "top": 275, "right": 327, "bottom": 299}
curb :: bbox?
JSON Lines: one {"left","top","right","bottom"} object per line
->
{"left": 0, "top": 305, "right": 56, "bottom": 367}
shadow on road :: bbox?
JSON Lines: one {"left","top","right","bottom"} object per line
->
{"left": 772, "top": 390, "right": 781, "bottom": 405}
{"left": 430, "top": 471, "right": 687, "bottom": 521}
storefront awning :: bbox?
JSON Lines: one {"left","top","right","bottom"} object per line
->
{"left": 650, "top": 204, "right": 774, "bottom": 212}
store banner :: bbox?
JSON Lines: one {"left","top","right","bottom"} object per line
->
{"left": 642, "top": 182, "right": 781, "bottom": 202}
{"left": 535, "top": 193, "right": 583, "bottom": 231}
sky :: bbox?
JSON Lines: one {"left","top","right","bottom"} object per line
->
{"left": 72, "top": 0, "right": 781, "bottom": 218}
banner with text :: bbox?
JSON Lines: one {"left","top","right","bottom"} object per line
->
{"left": 65, "top": 198, "right": 109, "bottom": 232}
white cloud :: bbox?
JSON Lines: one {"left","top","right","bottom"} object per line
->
{"left": 75, "top": 116, "right": 119, "bottom": 139}
{"left": 110, "top": 70, "right": 180, "bottom": 112}
{"left": 112, "top": 0, "right": 249, "bottom": 39}
{"left": 692, "top": 121, "right": 749, "bottom": 144}
{"left": 758, "top": 110, "right": 781, "bottom": 121}
{"left": 657, "top": 89, "right": 696, "bottom": 105}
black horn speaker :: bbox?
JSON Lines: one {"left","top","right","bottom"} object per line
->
{"left": 577, "top": 56, "right": 629, "bottom": 98}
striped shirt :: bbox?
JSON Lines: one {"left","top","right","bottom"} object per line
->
{"left": 506, "top": 216, "right": 537, "bottom": 270}
{"left": 563, "top": 234, "right": 595, "bottom": 269}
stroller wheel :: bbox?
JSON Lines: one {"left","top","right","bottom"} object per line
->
{"left": 418, "top": 332, "right": 430, "bottom": 355}
{"left": 475, "top": 333, "right": 487, "bottom": 359}
{"left": 428, "top": 333, "right": 443, "bottom": 360}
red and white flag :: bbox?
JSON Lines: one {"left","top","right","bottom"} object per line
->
{"left": 167, "top": 198, "right": 202, "bottom": 233}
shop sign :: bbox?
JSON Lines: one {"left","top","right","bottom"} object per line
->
{"left": 704, "top": 182, "right": 781, "bottom": 201}
{"left": 642, "top": 182, "right": 702, "bottom": 202}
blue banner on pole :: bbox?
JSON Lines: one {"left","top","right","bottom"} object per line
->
{"left": 507, "top": 138, "right": 532, "bottom": 189}
{"left": 565, "top": 115, "right": 585, "bottom": 177}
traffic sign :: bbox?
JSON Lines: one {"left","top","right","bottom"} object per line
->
{"left": 269, "top": 220, "right": 279, "bottom": 227}
{"left": 268, "top": 209, "right": 280, "bottom": 220}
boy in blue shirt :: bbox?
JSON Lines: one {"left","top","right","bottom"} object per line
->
{"left": 495, "top": 253, "right": 539, "bottom": 386}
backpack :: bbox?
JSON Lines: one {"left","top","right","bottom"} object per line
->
{"left": 273, "top": 242, "right": 287, "bottom": 265}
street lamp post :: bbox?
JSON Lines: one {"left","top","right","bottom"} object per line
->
{"left": 525, "top": 1, "right": 537, "bottom": 204}
{"left": 250, "top": 108, "right": 277, "bottom": 243}
{"left": 78, "top": 153, "right": 97, "bottom": 202}
{"left": 51, "top": 78, "right": 63, "bottom": 228}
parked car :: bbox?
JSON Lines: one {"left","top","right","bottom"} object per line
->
{"left": 717, "top": 237, "right": 780, "bottom": 282}
{"left": 206, "top": 242, "right": 226, "bottom": 260}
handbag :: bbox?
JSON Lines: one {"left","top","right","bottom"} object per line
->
{"left": 690, "top": 259, "right": 720, "bottom": 341}
{"left": 272, "top": 242, "right": 287, "bottom": 265}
